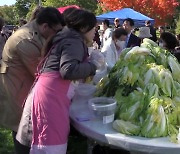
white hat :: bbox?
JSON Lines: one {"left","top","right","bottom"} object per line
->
{"left": 138, "top": 27, "right": 152, "bottom": 38}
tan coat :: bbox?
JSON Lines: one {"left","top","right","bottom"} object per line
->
{"left": 0, "top": 20, "right": 45, "bottom": 131}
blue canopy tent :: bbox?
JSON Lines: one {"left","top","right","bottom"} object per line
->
{"left": 96, "top": 8, "right": 154, "bottom": 27}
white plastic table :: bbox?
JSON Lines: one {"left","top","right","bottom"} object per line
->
{"left": 70, "top": 95, "right": 180, "bottom": 154}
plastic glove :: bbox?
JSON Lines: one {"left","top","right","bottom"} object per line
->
{"left": 89, "top": 50, "right": 105, "bottom": 69}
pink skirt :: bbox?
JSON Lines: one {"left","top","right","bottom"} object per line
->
{"left": 31, "top": 71, "right": 71, "bottom": 154}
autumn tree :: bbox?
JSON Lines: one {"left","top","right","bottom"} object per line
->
{"left": 98, "top": 0, "right": 179, "bottom": 26}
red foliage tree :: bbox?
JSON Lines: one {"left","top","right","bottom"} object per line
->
{"left": 98, "top": 0, "right": 179, "bottom": 26}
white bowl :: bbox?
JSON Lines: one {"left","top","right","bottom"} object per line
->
{"left": 88, "top": 97, "right": 117, "bottom": 123}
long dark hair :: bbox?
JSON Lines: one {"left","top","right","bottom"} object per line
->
{"left": 160, "top": 32, "right": 179, "bottom": 50}
{"left": 63, "top": 8, "right": 97, "bottom": 33}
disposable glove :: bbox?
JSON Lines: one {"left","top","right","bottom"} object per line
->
{"left": 89, "top": 50, "right": 105, "bottom": 69}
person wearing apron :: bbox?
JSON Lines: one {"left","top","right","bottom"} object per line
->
{"left": 16, "top": 8, "right": 100, "bottom": 154}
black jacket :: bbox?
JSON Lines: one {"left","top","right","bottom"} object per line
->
{"left": 43, "top": 26, "right": 96, "bottom": 80}
{"left": 147, "top": 25, "right": 157, "bottom": 42}
{"left": 126, "top": 33, "right": 141, "bottom": 48}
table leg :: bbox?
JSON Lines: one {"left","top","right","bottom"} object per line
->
{"left": 87, "top": 139, "right": 97, "bottom": 154}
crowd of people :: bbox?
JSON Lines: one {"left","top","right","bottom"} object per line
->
{"left": 0, "top": 5, "right": 179, "bottom": 154}
{"left": 97, "top": 18, "right": 180, "bottom": 69}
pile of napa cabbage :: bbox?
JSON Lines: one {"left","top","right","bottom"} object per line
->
{"left": 96, "top": 38, "right": 180, "bottom": 143}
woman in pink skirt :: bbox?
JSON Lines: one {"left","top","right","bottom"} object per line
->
{"left": 24, "top": 8, "right": 98, "bottom": 154}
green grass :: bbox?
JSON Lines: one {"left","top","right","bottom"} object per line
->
{"left": 0, "top": 128, "right": 14, "bottom": 154}
{"left": 67, "top": 133, "right": 88, "bottom": 154}
{"left": 0, "top": 127, "right": 87, "bottom": 154}
{"left": 0, "top": 127, "right": 130, "bottom": 154}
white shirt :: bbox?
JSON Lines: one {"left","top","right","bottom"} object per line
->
{"left": 101, "top": 37, "right": 118, "bottom": 70}
{"left": 125, "top": 33, "right": 131, "bottom": 47}
{"left": 102, "top": 28, "right": 112, "bottom": 47}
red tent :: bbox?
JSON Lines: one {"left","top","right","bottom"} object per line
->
{"left": 57, "top": 5, "right": 80, "bottom": 13}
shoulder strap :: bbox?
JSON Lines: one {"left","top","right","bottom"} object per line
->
{"left": 36, "top": 38, "right": 62, "bottom": 74}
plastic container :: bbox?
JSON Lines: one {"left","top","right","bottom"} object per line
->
{"left": 88, "top": 97, "right": 117, "bottom": 124}
{"left": 93, "top": 65, "right": 107, "bottom": 84}
{"left": 76, "top": 83, "right": 96, "bottom": 98}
